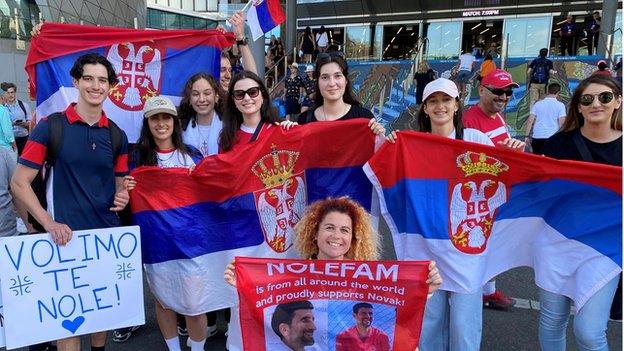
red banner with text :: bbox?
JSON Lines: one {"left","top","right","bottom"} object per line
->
{"left": 236, "top": 257, "right": 429, "bottom": 351}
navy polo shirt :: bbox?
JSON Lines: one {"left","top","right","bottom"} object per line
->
{"left": 19, "top": 104, "right": 129, "bottom": 230}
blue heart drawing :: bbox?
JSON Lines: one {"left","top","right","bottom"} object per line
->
{"left": 61, "top": 316, "right": 85, "bottom": 334}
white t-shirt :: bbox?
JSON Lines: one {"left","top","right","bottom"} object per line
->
{"left": 530, "top": 97, "right": 566, "bottom": 139}
{"left": 156, "top": 149, "right": 195, "bottom": 169}
{"left": 316, "top": 32, "right": 328, "bottom": 47}
{"left": 458, "top": 53, "right": 476, "bottom": 72}
{"left": 182, "top": 113, "right": 223, "bottom": 157}
{"left": 448, "top": 128, "right": 495, "bottom": 146}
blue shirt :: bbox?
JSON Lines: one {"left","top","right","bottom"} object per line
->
{"left": 19, "top": 104, "right": 129, "bottom": 230}
{"left": 561, "top": 22, "right": 576, "bottom": 37}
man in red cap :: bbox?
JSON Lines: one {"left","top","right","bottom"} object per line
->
{"left": 462, "top": 68, "right": 524, "bottom": 311}
{"left": 463, "top": 69, "right": 525, "bottom": 148}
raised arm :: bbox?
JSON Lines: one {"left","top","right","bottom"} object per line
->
{"left": 230, "top": 11, "right": 257, "bottom": 75}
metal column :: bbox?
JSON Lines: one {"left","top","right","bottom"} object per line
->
{"left": 285, "top": 0, "right": 297, "bottom": 57}
{"left": 598, "top": 1, "right": 618, "bottom": 60}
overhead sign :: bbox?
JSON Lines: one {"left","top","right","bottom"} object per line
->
{"left": 463, "top": 9, "right": 500, "bottom": 17}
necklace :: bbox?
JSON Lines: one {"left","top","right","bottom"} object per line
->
{"left": 196, "top": 123, "right": 212, "bottom": 156}
{"left": 321, "top": 103, "right": 347, "bottom": 121}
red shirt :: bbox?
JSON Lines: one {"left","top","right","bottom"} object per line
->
{"left": 462, "top": 104, "right": 510, "bottom": 145}
{"left": 228, "top": 123, "right": 274, "bottom": 153}
{"left": 335, "top": 326, "right": 390, "bottom": 351}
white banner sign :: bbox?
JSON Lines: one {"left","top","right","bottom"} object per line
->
{"left": 0, "top": 226, "right": 144, "bottom": 349}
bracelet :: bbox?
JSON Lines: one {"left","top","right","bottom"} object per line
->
{"left": 236, "top": 38, "right": 248, "bottom": 46}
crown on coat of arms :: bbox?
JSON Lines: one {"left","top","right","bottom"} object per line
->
{"left": 456, "top": 151, "right": 509, "bottom": 177}
{"left": 252, "top": 144, "right": 299, "bottom": 188}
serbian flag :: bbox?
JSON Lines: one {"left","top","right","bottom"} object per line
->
{"left": 236, "top": 257, "right": 429, "bottom": 351}
{"left": 247, "top": 0, "right": 285, "bottom": 41}
{"left": 130, "top": 120, "right": 376, "bottom": 315}
{"left": 25, "top": 22, "right": 234, "bottom": 142}
{"left": 364, "top": 131, "right": 621, "bottom": 310}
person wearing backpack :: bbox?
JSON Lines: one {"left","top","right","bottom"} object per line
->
{"left": 1, "top": 82, "right": 31, "bottom": 155}
{"left": 11, "top": 53, "right": 130, "bottom": 351}
{"left": 527, "top": 48, "right": 557, "bottom": 108}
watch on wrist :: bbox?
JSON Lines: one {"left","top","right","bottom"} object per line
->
{"left": 236, "top": 38, "right": 248, "bottom": 46}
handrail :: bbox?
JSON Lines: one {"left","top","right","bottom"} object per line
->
{"left": 266, "top": 54, "right": 288, "bottom": 93}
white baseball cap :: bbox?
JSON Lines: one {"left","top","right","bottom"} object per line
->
{"left": 144, "top": 96, "right": 177, "bottom": 118}
{"left": 422, "top": 78, "right": 459, "bottom": 102}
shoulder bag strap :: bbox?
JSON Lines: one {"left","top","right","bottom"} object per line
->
{"left": 249, "top": 121, "right": 264, "bottom": 142}
{"left": 572, "top": 130, "right": 594, "bottom": 162}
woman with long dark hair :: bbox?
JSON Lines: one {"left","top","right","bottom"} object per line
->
{"left": 285, "top": 53, "right": 385, "bottom": 136}
{"left": 387, "top": 78, "right": 492, "bottom": 351}
{"left": 132, "top": 96, "right": 204, "bottom": 351}
{"left": 179, "top": 73, "right": 223, "bottom": 157}
{"left": 219, "top": 71, "right": 280, "bottom": 152}
{"left": 540, "top": 74, "right": 622, "bottom": 351}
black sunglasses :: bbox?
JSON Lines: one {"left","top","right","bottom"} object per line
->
{"left": 482, "top": 85, "right": 513, "bottom": 97}
{"left": 579, "top": 91, "right": 615, "bottom": 106}
{"left": 232, "top": 87, "right": 261, "bottom": 100}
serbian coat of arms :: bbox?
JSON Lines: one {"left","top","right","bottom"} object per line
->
{"left": 106, "top": 42, "right": 161, "bottom": 110}
{"left": 449, "top": 151, "right": 509, "bottom": 254}
{"left": 253, "top": 144, "right": 307, "bottom": 253}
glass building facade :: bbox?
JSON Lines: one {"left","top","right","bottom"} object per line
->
{"left": 0, "top": 0, "right": 146, "bottom": 40}
{"left": 146, "top": 8, "right": 218, "bottom": 30}
{"left": 297, "top": 1, "right": 623, "bottom": 61}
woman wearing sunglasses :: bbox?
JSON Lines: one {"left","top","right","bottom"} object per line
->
{"left": 540, "top": 75, "right": 622, "bottom": 351}
{"left": 387, "top": 78, "right": 492, "bottom": 351}
{"left": 282, "top": 53, "right": 385, "bottom": 136}
{"left": 219, "top": 71, "right": 281, "bottom": 152}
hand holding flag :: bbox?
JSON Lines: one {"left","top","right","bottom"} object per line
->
{"left": 245, "top": 0, "right": 286, "bottom": 41}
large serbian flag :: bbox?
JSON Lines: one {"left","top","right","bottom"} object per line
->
{"left": 247, "top": 0, "right": 285, "bottom": 41}
{"left": 25, "top": 22, "right": 234, "bottom": 142}
{"left": 130, "top": 120, "right": 376, "bottom": 314}
{"left": 364, "top": 131, "right": 621, "bottom": 310}
{"left": 236, "top": 257, "right": 429, "bottom": 351}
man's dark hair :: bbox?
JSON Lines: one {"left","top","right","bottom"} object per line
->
{"left": 352, "top": 302, "right": 373, "bottom": 314}
{"left": 0, "top": 82, "right": 16, "bottom": 92}
{"left": 539, "top": 48, "right": 548, "bottom": 58}
{"left": 69, "top": 53, "right": 118, "bottom": 85}
{"left": 271, "top": 300, "right": 314, "bottom": 339}
{"left": 547, "top": 83, "right": 561, "bottom": 95}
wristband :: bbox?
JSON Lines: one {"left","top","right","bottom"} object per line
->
{"left": 236, "top": 38, "right": 248, "bottom": 46}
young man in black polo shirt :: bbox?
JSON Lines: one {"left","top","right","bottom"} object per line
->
{"left": 11, "top": 53, "right": 130, "bottom": 351}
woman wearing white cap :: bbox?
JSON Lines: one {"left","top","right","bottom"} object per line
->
{"left": 387, "top": 78, "right": 491, "bottom": 351}
{"left": 130, "top": 96, "right": 205, "bottom": 351}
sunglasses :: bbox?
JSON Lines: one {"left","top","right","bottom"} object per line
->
{"left": 232, "top": 87, "right": 261, "bottom": 100}
{"left": 579, "top": 91, "right": 615, "bottom": 106}
{"left": 483, "top": 86, "right": 513, "bottom": 97}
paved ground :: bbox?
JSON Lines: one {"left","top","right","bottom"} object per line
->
{"left": 15, "top": 267, "right": 620, "bottom": 351}
{"left": 13, "top": 221, "right": 622, "bottom": 350}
